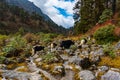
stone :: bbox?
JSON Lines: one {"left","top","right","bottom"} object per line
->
{"left": 68, "top": 56, "right": 81, "bottom": 65}
{"left": 114, "top": 41, "right": 120, "bottom": 50}
{"left": 35, "top": 58, "right": 42, "bottom": 62}
{"left": 94, "top": 48, "right": 104, "bottom": 56}
{"left": 1, "top": 70, "right": 43, "bottom": 80}
{"left": 17, "top": 58, "right": 25, "bottom": 63}
{"left": 74, "top": 49, "right": 81, "bottom": 56}
{"left": 63, "top": 64, "right": 73, "bottom": 70}
{"left": 81, "top": 44, "right": 89, "bottom": 49}
{"left": 53, "top": 66, "right": 64, "bottom": 72}
{"left": 110, "top": 68, "right": 120, "bottom": 72}
{"left": 53, "top": 65, "right": 65, "bottom": 77}
{"left": 14, "top": 66, "right": 25, "bottom": 71}
{"left": 98, "top": 66, "right": 109, "bottom": 72}
{"left": 101, "top": 70, "right": 120, "bottom": 80}
{"left": 0, "top": 64, "right": 6, "bottom": 69}
{"left": 81, "top": 50, "right": 89, "bottom": 56}
{"left": 79, "top": 70, "right": 96, "bottom": 80}
{"left": 60, "top": 55, "right": 69, "bottom": 61}
{"left": 65, "top": 49, "right": 71, "bottom": 54}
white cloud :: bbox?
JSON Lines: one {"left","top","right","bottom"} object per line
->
{"left": 29, "top": 0, "right": 77, "bottom": 28}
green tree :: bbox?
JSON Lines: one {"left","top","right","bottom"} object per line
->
{"left": 73, "top": 0, "right": 116, "bottom": 34}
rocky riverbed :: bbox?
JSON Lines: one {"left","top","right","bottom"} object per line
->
{"left": 0, "top": 38, "right": 120, "bottom": 80}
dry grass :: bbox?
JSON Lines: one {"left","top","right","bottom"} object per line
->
{"left": 38, "top": 62, "right": 63, "bottom": 75}
{"left": 99, "top": 56, "right": 120, "bottom": 68}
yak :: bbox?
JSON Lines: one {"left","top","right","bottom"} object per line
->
{"left": 60, "top": 40, "right": 74, "bottom": 49}
{"left": 32, "top": 45, "right": 44, "bottom": 55}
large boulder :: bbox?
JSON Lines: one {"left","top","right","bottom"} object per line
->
{"left": 79, "top": 70, "right": 96, "bottom": 80}
{"left": 1, "top": 70, "right": 43, "bottom": 80}
{"left": 101, "top": 70, "right": 120, "bottom": 80}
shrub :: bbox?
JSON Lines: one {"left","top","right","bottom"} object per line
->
{"left": 23, "top": 33, "right": 37, "bottom": 43}
{"left": 94, "top": 24, "right": 118, "bottom": 44}
{"left": 42, "top": 53, "right": 56, "bottom": 63}
{"left": 23, "top": 44, "right": 32, "bottom": 57}
{"left": 17, "top": 27, "right": 25, "bottom": 35}
{"left": 2, "top": 35, "right": 27, "bottom": 57}
{"left": 0, "top": 56, "right": 6, "bottom": 64}
{"left": 98, "top": 9, "right": 113, "bottom": 23}
{"left": 38, "top": 33, "right": 57, "bottom": 44}
{"left": 10, "top": 35, "right": 27, "bottom": 49}
{"left": 0, "top": 35, "right": 8, "bottom": 46}
{"left": 103, "top": 43, "right": 116, "bottom": 58}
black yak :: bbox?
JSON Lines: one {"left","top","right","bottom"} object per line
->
{"left": 60, "top": 40, "right": 74, "bottom": 49}
{"left": 32, "top": 45, "right": 44, "bottom": 55}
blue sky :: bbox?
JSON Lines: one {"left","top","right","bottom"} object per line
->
{"left": 54, "top": 6, "right": 73, "bottom": 17}
{"left": 29, "top": 0, "right": 77, "bottom": 28}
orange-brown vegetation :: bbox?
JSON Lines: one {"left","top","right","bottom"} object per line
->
{"left": 99, "top": 56, "right": 120, "bottom": 68}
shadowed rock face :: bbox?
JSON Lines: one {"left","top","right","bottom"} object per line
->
{"left": 60, "top": 40, "right": 74, "bottom": 49}
{"left": 80, "top": 58, "right": 92, "bottom": 69}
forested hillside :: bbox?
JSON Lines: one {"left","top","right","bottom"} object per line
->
{"left": 5, "top": 0, "right": 52, "bottom": 21}
{"left": 73, "top": 0, "right": 120, "bottom": 34}
{"left": 0, "top": 0, "right": 66, "bottom": 34}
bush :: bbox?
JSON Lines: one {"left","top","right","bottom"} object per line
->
{"left": 94, "top": 24, "right": 118, "bottom": 44}
{"left": 42, "top": 53, "right": 56, "bottom": 63}
{"left": 17, "top": 27, "right": 25, "bottom": 35}
{"left": 98, "top": 9, "right": 113, "bottom": 23}
{"left": 0, "top": 35, "right": 8, "bottom": 46}
{"left": 0, "top": 56, "right": 6, "bottom": 64}
{"left": 38, "top": 32, "right": 57, "bottom": 44}
{"left": 2, "top": 35, "right": 27, "bottom": 57}
{"left": 103, "top": 43, "right": 116, "bottom": 58}
{"left": 23, "top": 33, "right": 37, "bottom": 43}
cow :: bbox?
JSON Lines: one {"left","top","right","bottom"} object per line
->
{"left": 60, "top": 40, "right": 74, "bottom": 49}
{"left": 32, "top": 45, "right": 44, "bottom": 56}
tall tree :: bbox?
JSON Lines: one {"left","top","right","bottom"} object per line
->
{"left": 73, "top": 0, "right": 116, "bottom": 34}
{"left": 112, "top": 0, "right": 116, "bottom": 14}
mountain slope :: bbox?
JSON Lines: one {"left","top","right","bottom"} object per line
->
{"left": 5, "top": 0, "right": 51, "bottom": 21}
{"left": 0, "top": 0, "right": 66, "bottom": 34}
